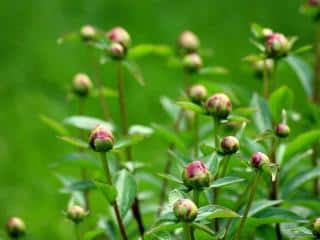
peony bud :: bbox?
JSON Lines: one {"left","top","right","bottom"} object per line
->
{"left": 6, "top": 217, "right": 26, "bottom": 238}
{"left": 173, "top": 198, "right": 198, "bottom": 222}
{"left": 251, "top": 152, "right": 270, "bottom": 168}
{"left": 108, "top": 42, "right": 126, "bottom": 60}
{"left": 221, "top": 136, "right": 240, "bottom": 155}
{"left": 252, "top": 59, "right": 274, "bottom": 75}
{"left": 265, "top": 33, "right": 290, "bottom": 58}
{"left": 275, "top": 123, "right": 290, "bottom": 138}
{"left": 309, "top": 0, "right": 320, "bottom": 6}
{"left": 72, "top": 73, "right": 92, "bottom": 97}
{"left": 107, "top": 27, "right": 131, "bottom": 49}
{"left": 89, "top": 125, "right": 114, "bottom": 152}
{"left": 182, "top": 161, "right": 210, "bottom": 190}
{"left": 66, "top": 205, "right": 88, "bottom": 224}
{"left": 188, "top": 84, "right": 208, "bottom": 104}
{"left": 178, "top": 30, "right": 200, "bottom": 52}
{"left": 80, "top": 25, "right": 97, "bottom": 41}
{"left": 205, "top": 93, "right": 232, "bottom": 119}
{"left": 183, "top": 53, "right": 203, "bottom": 73}
{"left": 262, "top": 28, "right": 273, "bottom": 38}
{"left": 313, "top": 218, "right": 320, "bottom": 237}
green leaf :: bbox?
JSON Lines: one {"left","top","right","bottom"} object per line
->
{"left": 63, "top": 115, "right": 113, "bottom": 131}
{"left": 112, "top": 134, "right": 145, "bottom": 151}
{"left": 160, "top": 96, "right": 181, "bottom": 121}
{"left": 250, "top": 93, "right": 272, "bottom": 132}
{"left": 152, "top": 124, "right": 186, "bottom": 151}
{"left": 144, "top": 223, "right": 182, "bottom": 240}
{"left": 210, "top": 176, "right": 245, "bottom": 188}
{"left": 254, "top": 129, "right": 274, "bottom": 142}
{"left": 283, "top": 130, "right": 320, "bottom": 162}
{"left": 199, "top": 66, "right": 229, "bottom": 75}
{"left": 196, "top": 205, "right": 240, "bottom": 221}
{"left": 168, "top": 189, "right": 186, "bottom": 205}
{"left": 247, "top": 200, "right": 282, "bottom": 217}
{"left": 200, "top": 143, "right": 215, "bottom": 156}
{"left": 192, "top": 222, "right": 216, "bottom": 236}
{"left": 293, "top": 45, "right": 313, "bottom": 54}
{"left": 57, "top": 136, "right": 89, "bottom": 149}
{"left": 50, "top": 153, "right": 100, "bottom": 170}
{"left": 157, "top": 173, "right": 183, "bottom": 185}
{"left": 128, "top": 44, "right": 173, "bottom": 59}
{"left": 84, "top": 229, "right": 106, "bottom": 240}
{"left": 176, "top": 101, "right": 205, "bottom": 114}
{"left": 249, "top": 38, "right": 265, "bottom": 52}
{"left": 129, "top": 124, "right": 154, "bottom": 137}
{"left": 39, "top": 114, "right": 68, "bottom": 135}
{"left": 57, "top": 32, "right": 80, "bottom": 44}
{"left": 250, "top": 23, "right": 264, "bottom": 38}
{"left": 268, "top": 86, "right": 294, "bottom": 122}
{"left": 281, "top": 166, "right": 320, "bottom": 197}
{"left": 93, "top": 87, "right": 118, "bottom": 98}
{"left": 95, "top": 181, "right": 117, "bottom": 204}
{"left": 61, "top": 180, "right": 95, "bottom": 193}
{"left": 285, "top": 55, "right": 313, "bottom": 97}
{"left": 115, "top": 170, "right": 137, "bottom": 217}
{"left": 123, "top": 60, "right": 145, "bottom": 86}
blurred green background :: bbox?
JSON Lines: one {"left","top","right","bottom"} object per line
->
{"left": 0, "top": 0, "right": 314, "bottom": 239}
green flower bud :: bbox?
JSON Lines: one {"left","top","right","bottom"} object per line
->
{"left": 313, "top": 218, "right": 320, "bottom": 237}
{"left": 89, "top": 125, "right": 114, "bottom": 152}
{"left": 6, "top": 217, "right": 26, "bottom": 239}
{"left": 108, "top": 42, "right": 126, "bottom": 60}
{"left": 252, "top": 59, "right": 274, "bottom": 76}
{"left": 265, "top": 33, "right": 290, "bottom": 58}
{"left": 72, "top": 73, "right": 92, "bottom": 97}
{"left": 188, "top": 84, "right": 208, "bottom": 104}
{"left": 182, "top": 161, "right": 211, "bottom": 190}
{"left": 80, "top": 25, "right": 97, "bottom": 41}
{"left": 107, "top": 27, "right": 131, "bottom": 49}
{"left": 173, "top": 198, "right": 198, "bottom": 222}
{"left": 66, "top": 205, "right": 88, "bottom": 224}
{"left": 178, "top": 30, "right": 200, "bottom": 52}
{"left": 221, "top": 136, "right": 240, "bottom": 155}
{"left": 183, "top": 53, "right": 203, "bottom": 73}
{"left": 251, "top": 152, "right": 270, "bottom": 168}
{"left": 205, "top": 93, "right": 232, "bottom": 119}
{"left": 275, "top": 123, "right": 290, "bottom": 138}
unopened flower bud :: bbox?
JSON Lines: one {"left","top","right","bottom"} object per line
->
{"left": 178, "top": 31, "right": 200, "bottom": 52}
{"left": 89, "top": 125, "right": 114, "bottom": 152}
{"left": 6, "top": 217, "right": 26, "bottom": 238}
{"left": 183, "top": 53, "right": 203, "bottom": 73}
{"left": 251, "top": 152, "right": 270, "bottom": 168}
{"left": 253, "top": 59, "right": 274, "bottom": 75}
{"left": 66, "top": 205, "right": 88, "bottom": 224}
{"left": 182, "top": 161, "right": 210, "bottom": 190}
{"left": 313, "top": 218, "right": 320, "bottom": 237}
{"left": 265, "top": 33, "right": 290, "bottom": 58}
{"left": 72, "top": 73, "right": 92, "bottom": 97}
{"left": 108, "top": 42, "right": 126, "bottom": 60}
{"left": 107, "top": 27, "right": 131, "bottom": 49}
{"left": 275, "top": 123, "right": 290, "bottom": 138}
{"left": 309, "top": 0, "right": 320, "bottom": 6}
{"left": 205, "top": 93, "right": 232, "bottom": 119}
{"left": 188, "top": 84, "right": 208, "bottom": 104}
{"left": 80, "top": 25, "right": 97, "bottom": 41}
{"left": 173, "top": 198, "right": 198, "bottom": 222}
{"left": 262, "top": 28, "right": 273, "bottom": 38}
{"left": 221, "top": 136, "right": 240, "bottom": 155}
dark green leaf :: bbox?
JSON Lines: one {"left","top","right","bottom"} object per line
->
{"left": 192, "top": 222, "right": 216, "bottom": 236}
{"left": 144, "top": 223, "right": 181, "bottom": 240}
{"left": 247, "top": 200, "right": 282, "bottom": 217}
{"left": 196, "top": 205, "right": 240, "bottom": 221}
{"left": 61, "top": 180, "right": 95, "bottom": 193}
{"left": 95, "top": 181, "right": 117, "bottom": 204}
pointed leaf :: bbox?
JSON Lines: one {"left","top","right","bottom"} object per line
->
{"left": 250, "top": 93, "right": 272, "bottom": 132}
{"left": 63, "top": 115, "right": 113, "bottom": 131}
{"left": 123, "top": 60, "right": 145, "bottom": 86}
{"left": 176, "top": 101, "right": 205, "bottom": 114}
{"left": 268, "top": 86, "right": 294, "bottom": 122}
{"left": 157, "top": 173, "right": 183, "bottom": 185}
{"left": 58, "top": 136, "right": 89, "bottom": 149}
{"left": 40, "top": 114, "right": 68, "bottom": 135}
{"left": 95, "top": 181, "right": 117, "bottom": 204}
{"left": 247, "top": 200, "right": 282, "bottom": 217}
{"left": 210, "top": 176, "right": 245, "bottom": 188}
{"left": 196, "top": 205, "right": 240, "bottom": 221}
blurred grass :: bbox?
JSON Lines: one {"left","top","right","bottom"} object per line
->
{"left": 0, "top": 0, "right": 315, "bottom": 238}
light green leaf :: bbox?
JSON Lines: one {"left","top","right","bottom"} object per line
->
{"left": 129, "top": 124, "right": 154, "bottom": 137}
{"left": 63, "top": 115, "right": 113, "bottom": 131}
{"left": 49, "top": 153, "right": 100, "bottom": 170}
{"left": 250, "top": 93, "right": 272, "bottom": 132}
{"left": 285, "top": 55, "right": 313, "bottom": 97}
{"left": 152, "top": 124, "right": 186, "bottom": 151}
{"left": 268, "top": 86, "right": 294, "bottom": 122}
{"left": 176, "top": 101, "right": 205, "bottom": 114}
{"left": 247, "top": 200, "right": 282, "bottom": 217}
{"left": 199, "top": 66, "right": 229, "bottom": 75}
{"left": 123, "top": 60, "right": 145, "bottom": 86}
{"left": 168, "top": 189, "right": 186, "bottom": 205}
{"left": 58, "top": 136, "right": 89, "bottom": 149}
{"left": 157, "top": 173, "right": 183, "bottom": 185}
{"left": 84, "top": 229, "right": 106, "bottom": 240}
{"left": 112, "top": 135, "right": 145, "bottom": 152}
{"left": 61, "top": 180, "right": 95, "bottom": 193}
{"left": 128, "top": 44, "right": 173, "bottom": 59}
{"left": 115, "top": 170, "right": 137, "bottom": 217}
{"left": 95, "top": 181, "right": 117, "bottom": 204}
{"left": 144, "top": 223, "right": 181, "bottom": 240}
{"left": 210, "top": 176, "right": 245, "bottom": 188}
{"left": 39, "top": 114, "right": 68, "bottom": 135}
{"left": 192, "top": 222, "right": 216, "bottom": 236}
{"left": 283, "top": 130, "right": 320, "bottom": 162}
{"left": 196, "top": 205, "right": 240, "bottom": 221}
{"left": 250, "top": 23, "right": 264, "bottom": 38}
{"left": 160, "top": 96, "right": 181, "bottom": 121}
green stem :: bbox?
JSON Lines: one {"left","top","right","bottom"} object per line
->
{"left": 220, "top": 155, "right": 231, "bottom": 179}
{"left": 213, "top": 117, "right": 220, "bottom": 149}
{"left": 234, "top": 171, "right": 261, "bottom": 240}
{"left": 193, "top": 190, "right": 200, "bottom": 206}
{"left": 100, "top": 153, "right": 128, "bottom": 240}
{"left": 182, "top": 222, "right": 193, "bottom": 240}
{"left": 212, "top": 117, "right": 220, "bottom": 231}
{"left": 194, "top": 113, "right": 199, "bottom": 158}
{"left": 74, "top": 224, "right": 80, "bottom": 240}
{"left": 263, "top": 59, "right": 270, "bottom": 98}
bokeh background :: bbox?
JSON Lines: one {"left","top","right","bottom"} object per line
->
{"left": 0, "top": 0, "right": 314, "bottom": 238}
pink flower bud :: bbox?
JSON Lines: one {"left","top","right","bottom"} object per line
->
{"left": 72, "top": 73, "right": 92, "bottom": 97}
{"left": 221, "top": 136, "right": 240, "bottom": 154}
{"left": 178, "top": 30, "right": 200, "bottom": 52}
{"left": 205, "top": 93, "right": 232, "bottom": 119}
{"left": 173, "top": 198, "right": 198, "bottom": 222}
{"left": 182, "top": 161, "right": 211, "bottom": 190}
{"left": 6, "top": 217, "right": 26, "bottom": 238}
{"left": 183, "top": 53, "right": 203, "bottom": 73}
{"left": 265, "top": 33, "right": 289, "bottom": 58}
{"left": 89, "top": 125, "right": 114, "bottom": 152}
{"left": 188, "top": 84, "right": 208, "bottom": 104}
{"left": 80, "top": 25, "right": 97, "bottom": 41}
{"left": 275, "top": 123, "right": 290, "bottom": 138}
{"left": 107, "top": 27, "right": 131, "bottom": 49}
{"left": 251, "top": 152, "right": 270, "bottom": 168}
{"left": 309, "top": 0, "right": 320, "bottom": 6}
{"left": 108, "top": 42, "right": 126, "bottom": 60}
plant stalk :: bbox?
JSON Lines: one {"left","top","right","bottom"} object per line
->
{"left": 194, "top": 113, "right": 200, "bottom": 158}
{"left": 263, "top": 59, "right": 270, "bottom": 98}
{"left": 182, "top": 222, "right": 193, "bottom": 240}
{"left": 100, "top": 153, "right": 128, "bottom": 240}
{"left": 74, "top": 224, "right": 80, "bottom": 240}
{"left": 116, "top": 61, "right": 145, "bottom": 236}
{"left": 212, "top": 117, "right": 220, "bottom": 231}
{"left": 234, "top": 171, "right": 261, "bottom": 240}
